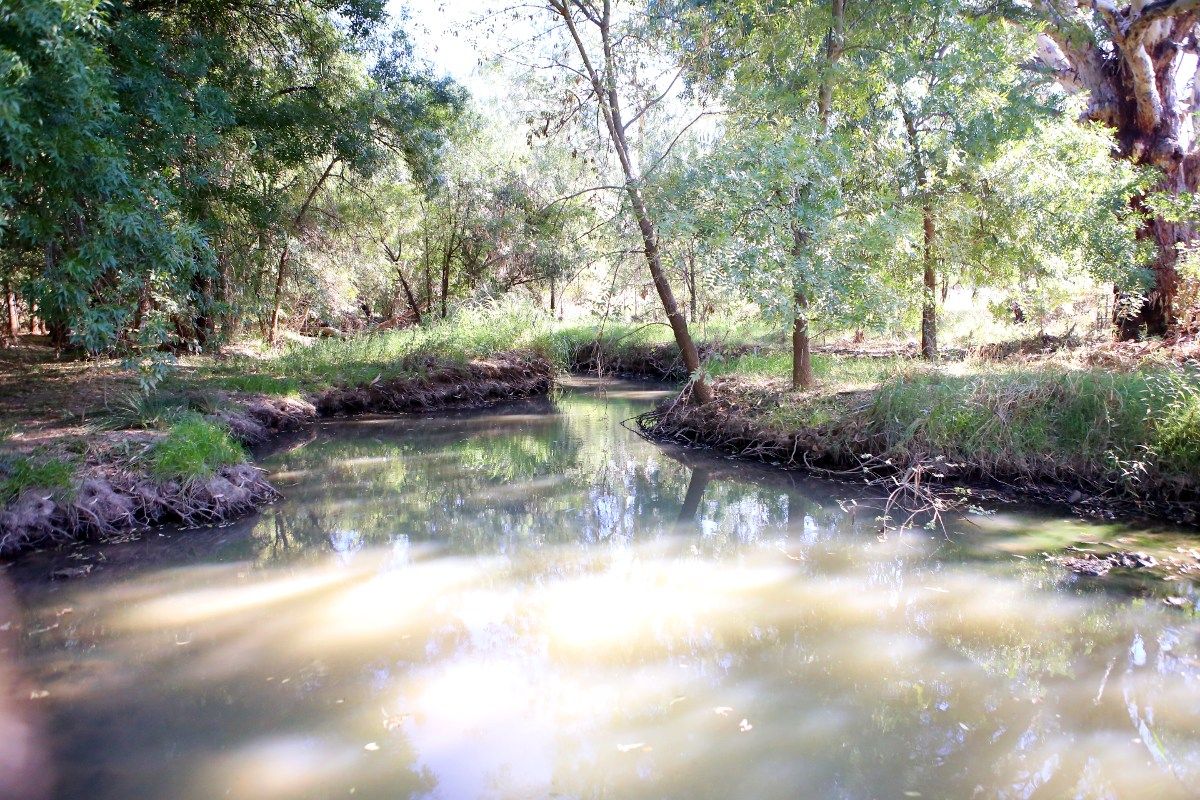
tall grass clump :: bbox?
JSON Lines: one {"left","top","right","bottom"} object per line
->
{"left": 0, "top": 455, "right": 76, "bottom": 502}
{"left": 101, "top": 389, "right": 223, "bottom": 430}
{"left": 864, "top": 366, "right": 1200, "bottom": 490}
{"left": 149, "top": 415, "right": 246, "bottom": 479}
{"left": 213, "top": 299, "right": 559, "bottom": 393}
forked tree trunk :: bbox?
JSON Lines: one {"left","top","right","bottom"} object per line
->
{"left": 1035, "top": 5, "right": 1200, "bottom": 338}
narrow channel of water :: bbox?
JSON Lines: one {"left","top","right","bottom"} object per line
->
{"left": 1, "top": 378, "right": 1198, "bottom": 799}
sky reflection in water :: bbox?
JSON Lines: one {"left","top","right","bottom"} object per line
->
{"left": 4, "top": 379, "right": 1200, "bottom": 800}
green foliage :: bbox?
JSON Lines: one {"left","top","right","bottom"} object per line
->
{"left": 1, "top": 0, "right": 463, "bottom": 355}
{"left": 148, "top": 414, "right": 245, "bottom": 479}
{"left": 708, "top": 352, "right": 907, "bottom": 388}
{"left": 0, "top": 454, "right": 75, "bottom": 502}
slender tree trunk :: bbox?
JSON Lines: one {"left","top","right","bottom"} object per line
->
{"left": 549, "top": 275, "right": 556, "bottom": 315}
{"left": 440, "top": 257, "right": 450, "bottom": 319}
{"left": 921, "top": 203, "right": 937, "bottom": 361}
{"left": 900, "top": 98, "right": 937, "bottom": 361}
{"left": 269, "top": 157, "right": 338, "bottom": 346}
{"left": 788, "top": 0, "right": 843, "bottom": 391}
{"left": 4, "top": 280, "right": 19, "bottom": 339}
{"left": 553, "top": 0, "right": 712, "bottom": 404}
{"left": 398, "top": 268, "right": 422, "bottom": 324}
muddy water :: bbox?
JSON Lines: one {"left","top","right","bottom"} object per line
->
{"left": 2, "top": 378, "right": 1199, "bottom": 800}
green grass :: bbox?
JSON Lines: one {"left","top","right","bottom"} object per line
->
{"left": 863, "top": 368, "right": 1200, "bottom": 470}
{"left": 707, "top": 352, "right": 910, "bottom": 388}
{"left": 0, "top": 455, "right": 76, "bottom": 502}
{"left": 148, "top": 415, "right": 246, "bottom": 479}
{"left": 197, "top": 302, "right": 560, "bottom": 395}
{"left": 733, "top": 362, "right": 1200, "bottom": 490}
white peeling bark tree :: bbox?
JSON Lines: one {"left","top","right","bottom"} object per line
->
{"left": 1035, "top": 0, "right": 1200, "bottom": 337}
{"left": 545, "top": 0, "right": 713, "bottom": 403}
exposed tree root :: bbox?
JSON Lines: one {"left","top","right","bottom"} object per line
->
{"left": 0, "top": 464, "right": 277, "bottom": 557}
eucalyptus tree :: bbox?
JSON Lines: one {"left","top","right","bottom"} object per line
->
{"left": 667, "top": 0, "right": 858, "bottom": 386}
{"left": 879, "top": 2, "right": 1058, "bottom": 358}
{"left": 1029, "top": 0, "right": 1200, "bottom": 337}
{"left": 538, "top": 0, "right": 714, "bottom": 404}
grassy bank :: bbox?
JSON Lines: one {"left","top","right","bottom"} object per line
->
{"left": 4, "top": 305, "right": 1199, "bottom": 557}
{"left": 643, "top": 358, "right": 1200, "bottom": 519}
{"left": 0, "top": 306, "right": 566, "bottom": 556}
{"left": 195, "top": 304, "right": 561, "bottom": 396}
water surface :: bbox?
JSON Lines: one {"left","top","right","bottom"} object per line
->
{"left": 3, "top": 379, "right": 1199, "bottom": 799}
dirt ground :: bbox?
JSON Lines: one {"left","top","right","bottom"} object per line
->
{"left": 0, "top": 338, "right": 137, "bottom": 449}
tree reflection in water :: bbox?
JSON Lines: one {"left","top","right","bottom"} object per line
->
{"left": 5, "top": 379, "right": 1199, "bottom": 800}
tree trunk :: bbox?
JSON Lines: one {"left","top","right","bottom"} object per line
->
{"left": 787, "top": 0, "right": 842, "bottom": 391}
{"left": 1116, "top": 165, "right": 1189, "bottom": 338}
{"left": 921, "top": 202, "right": 937, "bottom": 361}
{"left": 440, "top": 257, "right": 450, "bottom": 320}
{"left": 792, "top": 291, "right": 814, "bottom": 390}
{"left": 398, "top": 268, "right": 422, "bottom": 325}
{"left": 553, "top": 0, "right": 712, "bottom": 404}
{"left": 4, "top": 280, "right": 19, "bottom": 339}
{"left": 1036, "top": 10, "right": 1200, "bottom": 339}
{"left": 687, "top": 248, "right": 697, "bottom": 322}
{"left": 900, "top": 97, "right": 937, "bottom": 361}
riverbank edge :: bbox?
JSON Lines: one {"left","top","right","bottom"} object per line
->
{"left": 634, "top": 378, "right": 1200, "bottom": 529}
{"left": 0, "top": 352, "right": 555, "bottom": 559}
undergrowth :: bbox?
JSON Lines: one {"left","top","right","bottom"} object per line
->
{"left": 148, "top": 415, "right": 246, "bottom": 479}
{"left": 707, "top": 351, "right": 909, "bottom": 388}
